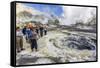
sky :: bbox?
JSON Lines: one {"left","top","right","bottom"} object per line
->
{"left": 24, "top": 3, "right": 63, "bottom": 16}
{"left": 17, "top": 3, "right": 96, "bottom": 25}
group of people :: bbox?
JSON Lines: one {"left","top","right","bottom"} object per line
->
{"left": 16, "top": 23, "right": 48, "bottom": 53}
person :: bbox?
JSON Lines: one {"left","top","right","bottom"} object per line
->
{"left": 29, "top": 28, "right": 38, "bottom": 52}
{"left": 39, "top": 25, "right": 44, "bottom": 37}
{"left": 22, "top": 26, "right": 26, "bottom": 35}
{"left": 16, "top": 27, "right": 24, "bottom": 53}
{"left": 44, "top": 25, "right": 47, "bottom": 35}
{"left": 35, "top": 25, "right": 39, "bottom": 35}
{"left": 25, "top": 26, "right": 32, "bottom": 43}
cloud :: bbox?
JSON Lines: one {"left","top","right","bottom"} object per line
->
{"left": 60, "top": 6, "right": 96, "bottom": 25}
{"left": 16, "top": 3, "right": 43, "bottom": 15}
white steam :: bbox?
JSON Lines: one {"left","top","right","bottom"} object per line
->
{"left": 60, "top": 6, "right": 96, "bottom": 25}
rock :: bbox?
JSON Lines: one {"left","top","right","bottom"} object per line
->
{"left": 17, "top": 31, "right": 96, "bottom": 65}
{"left": 33, "top": 58, "right": 55, "bottom": 64}
{"left": 62, "top": 35, "right": 96, "bottom": 50}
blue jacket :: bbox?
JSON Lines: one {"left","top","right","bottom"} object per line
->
{"left": 26, "top": 29, "right": 33, "bottom": 39}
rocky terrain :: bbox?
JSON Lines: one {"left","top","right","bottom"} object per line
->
{"left": 16, "top": 30, "right": 96, "bottom": 65}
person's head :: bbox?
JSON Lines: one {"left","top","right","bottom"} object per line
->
{"left": 36, "top": 25, "right": 39, "bottom": 28}
{"left": 43, "top": 24, "right": 46, "bottom": 27}
{"left": 26, "top": 24, "right": 30, "bottom": 29}
{"left": 16, "top": 27, "right": 20, "bottom": 31}
{"left": 31, "top": 27, "right": 36, "bottom": 31}
{"left": 24, "top": 26, "right": 26, "bottom": 28}
{"left": 40, "top": 24, "right": 43, "bottom": 27}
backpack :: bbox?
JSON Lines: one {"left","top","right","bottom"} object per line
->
{"left": 28, "top": 30, "right": 33, "bottom": 39}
